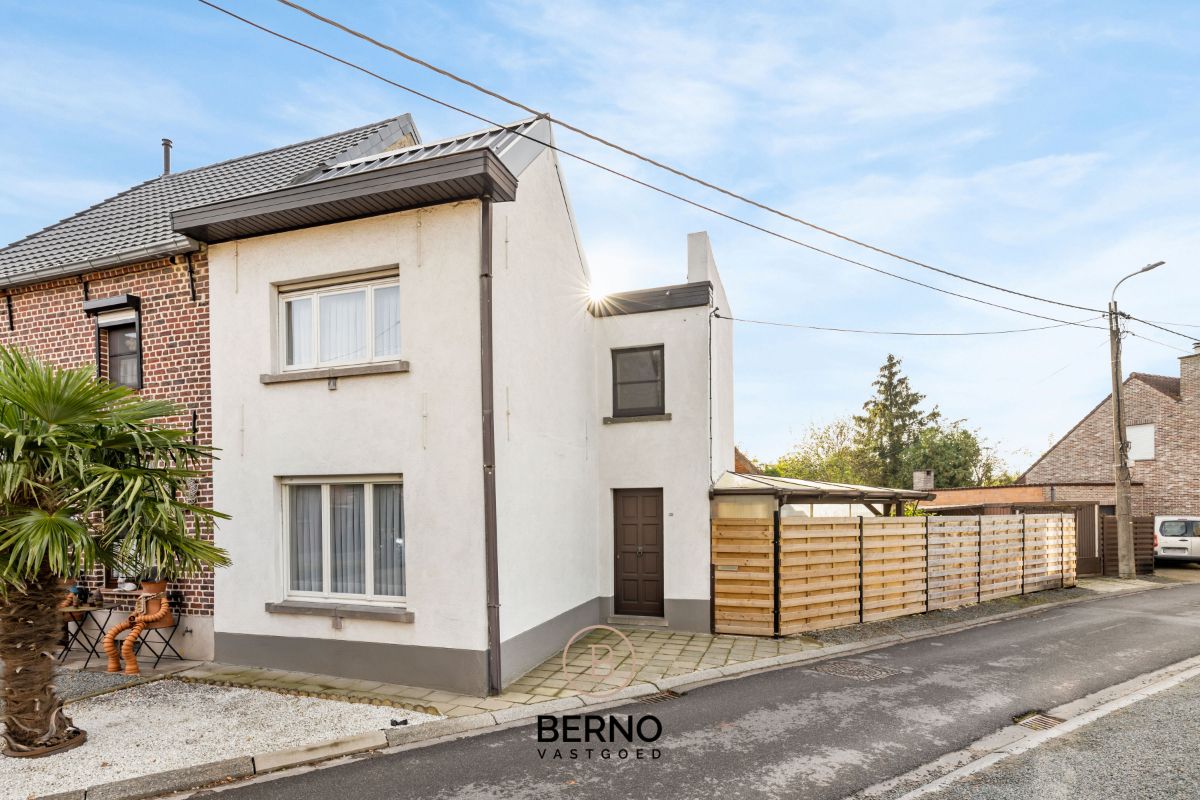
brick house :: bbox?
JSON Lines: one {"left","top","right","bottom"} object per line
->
{"left": 0, "top": 116, "right": 420, "bottom": 659}
{"left": 924, "top": 351, "right": 1199, "bottom": 575}
{"left": 1019, "top": 352, "right": 1200, "bottom": 517}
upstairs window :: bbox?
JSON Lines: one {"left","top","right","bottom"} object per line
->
{"left": 107, "top": 324, "right": 140, "bottom": 389}
{"left": 84, "top": 295, "right": 142, "bottom": 390}
{"left": 612, "top": 345, "right": 665, "bottom": 417}
{"left": 280, "top": 278, "right": 400, "bottom": 370}
{"left": 1127, "top": 423, "right": 1155, "bottom": 461}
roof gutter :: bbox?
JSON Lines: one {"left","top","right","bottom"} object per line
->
{"left": 479, "top": 196, "right": 502, "bottom": 696}
{"left": 0, "top": 239, "right": 200, "bottom": 290}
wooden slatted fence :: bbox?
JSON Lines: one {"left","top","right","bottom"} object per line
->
{"left": 712, "top": 512, "right": 1076, "bottom": 637}
{"left": 778, "top": 517, "right": 860, "bottom": 634}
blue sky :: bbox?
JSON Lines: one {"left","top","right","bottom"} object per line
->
{"left": 2, "top": 1, "right": 1198, "bottom": 471}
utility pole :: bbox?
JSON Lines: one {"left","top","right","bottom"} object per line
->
{"left": 1109, "top": 261, "right": 1164, "bottom": 579}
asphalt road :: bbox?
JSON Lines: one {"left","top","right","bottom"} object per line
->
{"left": 222, "top": 584, "right": 1200, "bottom": 800}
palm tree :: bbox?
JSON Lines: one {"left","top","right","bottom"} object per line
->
{"left": 0, "top": 347, "right": 229, "bottom": 757}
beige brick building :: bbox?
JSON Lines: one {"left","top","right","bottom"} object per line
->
{"left": 1019, "top": 347, "right": 1200, "bottom": 517}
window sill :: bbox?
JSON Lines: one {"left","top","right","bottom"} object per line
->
{"left": 265, "top": 600, "right": 414, "bottom": 623}
{"left": 260, "top": 361, "right": 410, "bottom": 384}
{"left": 603, "top": 413, "right": 672, "bottom": 425}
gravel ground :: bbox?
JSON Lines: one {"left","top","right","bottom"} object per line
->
{"left": 806, "top": 586, "right": 1096, "bottom": 646}
{"left": 54, "top": 670, "right": 141, "bottom": 701}
{"left": 0, "top": 679, "right": 439, "bottom": 800}
{"left": 914, "top": 672, "right": 1200, "bottom": 800}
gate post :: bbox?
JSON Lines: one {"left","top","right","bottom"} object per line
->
{"left": 858, "top": 516, "right": 865, "bottom": 624}
{"left": 772, "top": 508, "right": 781, "bottom": 638}
{"left": 1021, "top": 515, "right": 1028, "bottom": 595}
{"left": 1061, "top": 512, "right": 1067, "bottom": 589}
{"left": 924, "top": 516, "right": 931, "bottom": 612}
{"left": 977, "top": 516, "right": 983, "bottom": 604}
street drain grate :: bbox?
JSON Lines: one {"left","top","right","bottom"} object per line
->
{"left": 806, "top": 660, "right": 901, "bottom": 681}
{"left": 1015, "top": 712, "right": 1065, "bottom": 730}
{"left": 639, "top": 690, "right": 683, "bottom": 704}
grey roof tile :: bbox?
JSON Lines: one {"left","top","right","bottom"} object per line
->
{"left": 0, "top": 115, "right": 419, "bottom": 286}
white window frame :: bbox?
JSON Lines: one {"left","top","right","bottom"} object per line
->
{"left": 281, "top": 475, "right": 405, "bottom": 605}
{"left": 1126, "top": 423, "right": 1155, "bottom": 462}
{"left": 278, "top": 276, "right": 401, "bottom": 371}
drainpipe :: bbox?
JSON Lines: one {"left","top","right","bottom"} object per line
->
{"left": 479, "top": 197, "right": 502, "bottom": 695}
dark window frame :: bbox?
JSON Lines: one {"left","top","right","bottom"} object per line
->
{"left": 83, "top": 294, "right": 143, "bottom": 390}
{"left": 106, "top": 323, "right": 141, "bottom": 390}
{"left": 611, "top": 345, "right": 665, "bottom": 418}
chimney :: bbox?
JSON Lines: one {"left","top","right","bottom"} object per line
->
{"left": 687, "top": 231, "right": 716, "bottom": 283}
{"left": 161, "top": 138, "right": 173, "bottom": 175}
{"left": 1181, "top": 342, "right": 1200, "bottom": 403}
{"left": 913, "top": 469, "right": 935, "bottom": 491}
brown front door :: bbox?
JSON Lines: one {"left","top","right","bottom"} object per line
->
{"left": 1076, "top": 505, "right": 1102, "bottom": 576}
{"left": 614, "top": 489, "right": 664, "bottom": 617}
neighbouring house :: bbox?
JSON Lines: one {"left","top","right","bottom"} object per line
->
{"left": 0, "top": 118, "right": 419, "bottom": 658}
{"left": 163, "top": 115, "right": 737, "bottom": 694}
{"left": 923, "top": 354, "right": 1200, "bottom": 574}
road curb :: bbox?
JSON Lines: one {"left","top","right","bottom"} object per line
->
{"left": 858, "top": 652, "right": 1200, "bottom": 799}
{"left": 36, "top": 579, "right": 1176, "bottom": 800}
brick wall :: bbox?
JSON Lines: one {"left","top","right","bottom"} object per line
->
{"left": 1023, "top": 366, "right": 1200, "bottom": 516}
{"left": 0, "top": 254, "right": 214, "bottom": 616}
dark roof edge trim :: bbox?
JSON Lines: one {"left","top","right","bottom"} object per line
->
{"left": 0, "top": 240, "right": 199, "bottom": 290}
{"left": 171, "top": 148, "right": 518, "bottom": 244}
{"left": 710, "top": 486, "right": 936, "bottom": 501}
{"left": 590, "top": 281, "right": 713, "bottom": 318}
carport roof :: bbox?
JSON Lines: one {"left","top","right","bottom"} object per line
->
{"left": 711, "top": 471, "right": 935, "bottom": 502}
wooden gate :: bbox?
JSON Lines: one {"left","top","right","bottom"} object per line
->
{"left": 1075, "top": 505, "right": 1102, "bottom": 576}
{"left": 712, "top": 513, "right": 1076, "bottom": 637}
{"left": 1100, "top": 515, "right": 1155, "bottom": 575}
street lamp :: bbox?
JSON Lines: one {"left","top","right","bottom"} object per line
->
{"left": 1108, "top": 260, "right": 1165, "bottom": 579}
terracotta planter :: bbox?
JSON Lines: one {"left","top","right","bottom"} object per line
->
{"left": 138, "top": 581, "right": 174, "bottom": 630}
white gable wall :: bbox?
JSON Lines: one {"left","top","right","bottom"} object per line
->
{"left": 209, "top": 203, "right": 491, "bottom": 690}
{"left": 489, "top": 149, "right": 602, "bottom": 682}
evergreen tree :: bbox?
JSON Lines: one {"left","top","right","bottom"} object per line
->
{"left": 852, "top": 354, "right": 940, "bottom": 487}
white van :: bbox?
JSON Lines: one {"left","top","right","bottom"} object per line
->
{"left": 1154, "top": 516, "right": 1200, "bottom": 563}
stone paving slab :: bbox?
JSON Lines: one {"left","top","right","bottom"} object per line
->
{"left": 176, "top": 627, "right": 821, "bottom": 717}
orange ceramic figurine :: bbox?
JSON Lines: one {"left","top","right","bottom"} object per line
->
{"left": 102, "top": 581, "right": 173, "bottom": 675}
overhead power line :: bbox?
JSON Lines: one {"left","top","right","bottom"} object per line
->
{"left": 714, "top": 313, "right": 1103, "bottom": 337}
{"left": 274, "top": 0, "right": 1102, "bottom": 316}
{"left": 1142, "top": 318, "right": 1200, "bottom": 330}
{"left": 1124, "top": 315, "right": 1197, "bottom": 344}
{"left": 196, "top": 0, "right": 1105, "bottom": 332}
{"left": 1127, "top": 330, "right": 1191, "bottom": 353}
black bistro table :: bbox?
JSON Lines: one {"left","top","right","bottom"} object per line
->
{"left": 58, "top": 605, "right": 115, "bottom": 669}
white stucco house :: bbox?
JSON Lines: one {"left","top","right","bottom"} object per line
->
{"left": 172, "top": 115, "right": 735, "bottom": 694}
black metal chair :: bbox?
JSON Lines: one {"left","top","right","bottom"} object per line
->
{"left": 132, "top": 590, "right": 186, "bottom": 668}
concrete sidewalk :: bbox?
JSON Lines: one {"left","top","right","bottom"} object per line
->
{"left": 174, "top": 576, "right": 1166, "bottom": 718}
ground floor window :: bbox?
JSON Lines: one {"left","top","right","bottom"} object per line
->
{"left": 284, "top": 478, "right": 405, "bottom": 601}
